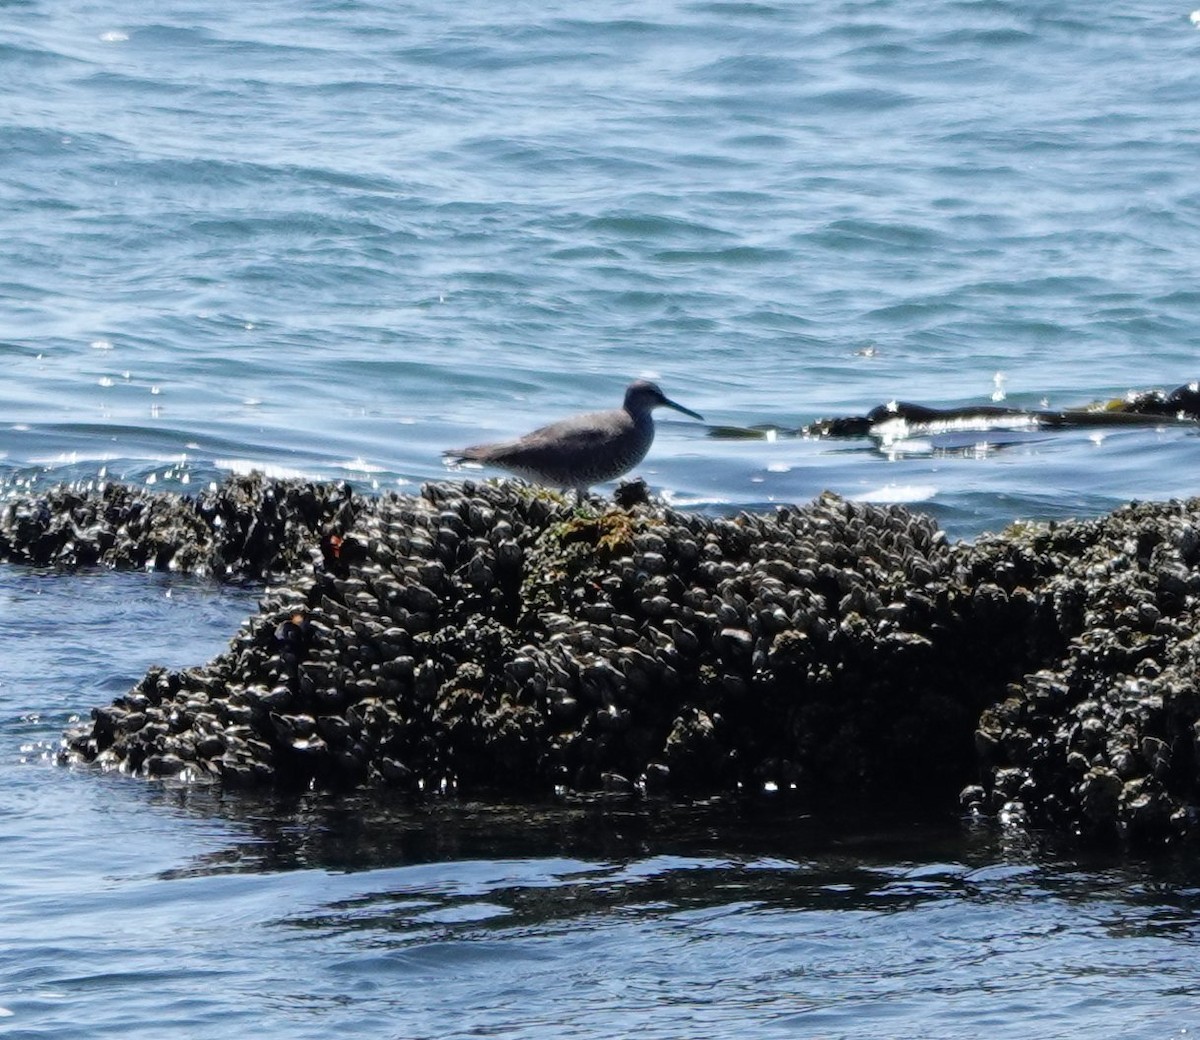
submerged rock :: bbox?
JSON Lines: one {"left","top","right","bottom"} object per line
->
{"left": 17, "top": 473, "right": 1200, "bottom": 846}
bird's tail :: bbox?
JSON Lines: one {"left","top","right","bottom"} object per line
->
{"left": 443, "top": 445, "right": 489, "bottom": 464}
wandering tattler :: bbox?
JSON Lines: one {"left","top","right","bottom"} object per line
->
{"left": 444, "top": 380, "right": 704, "bottom": 501}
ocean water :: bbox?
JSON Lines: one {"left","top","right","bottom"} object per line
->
{"left": 3, "top": 1, "right": 1200, "bottom": 1035}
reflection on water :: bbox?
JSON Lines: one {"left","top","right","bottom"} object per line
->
{"left": 152, "top": 786, "right": 1200, "bottom": 940}
{"left": 133, "top": 789, "right": 1200, "bottom": 1040}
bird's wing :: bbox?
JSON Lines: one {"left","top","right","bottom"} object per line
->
{"left": 446, "top": 410, "right": 624, "bottom": 466}
{"left": 518, "top": 412, "right": 619, "bottom": 449}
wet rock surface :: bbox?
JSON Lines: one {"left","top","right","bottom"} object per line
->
{"left": 960, "top": 501, "right": 1200, "bottom": 844}
{"left": 11, "top": 474, "right": 1200, "bottom": 846}
{"left": 0, "top": 474, "right": 360, "bottom": 578}
{"left": 59, "top": 480, "right": 997, "bottom": 802}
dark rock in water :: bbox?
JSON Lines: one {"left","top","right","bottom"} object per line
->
{"left": 0, "top": 473, "right": 360, "bottom": 578}
{"left": 801, "top": 380, "right": 1200, "bottom": 440}
{"left": 24, "top": 472, "right": 1200, "bottom": 847}
{"left": 58, "top": 477, "right": 1000, "bottom": 804}
{"left": 612, "top": 478, "right": 651, "bottom": 510}
{"left": 961, "top": 500, "right": 1200, "bottom": 844}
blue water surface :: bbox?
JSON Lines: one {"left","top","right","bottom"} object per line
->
{"left": 3, "top": 0, "right": 1200, "bottom": 533}
{"left": 3, "top": 1, "right": 1200, "bottom": 1035}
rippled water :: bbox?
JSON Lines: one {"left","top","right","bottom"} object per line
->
{"left": 4, "top": 0, "right": 1200, "bottom": 533}
{"left": 5, "top": 1, "right": 1200, "bottom": 1035}
{"left": 4, "top": 573, "right": 1200, "bottom": 1038}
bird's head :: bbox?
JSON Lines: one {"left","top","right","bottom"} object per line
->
{"left": 624, "top": 380, "right": 704, "bottom": 421}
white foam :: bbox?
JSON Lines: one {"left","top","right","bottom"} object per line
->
{"left": 28, "top": 451, "right": 115, "bottom": 466}
{"left": 661, "top": 490, "right": 730, "bottom": 508}
{"left": 850, "top": 484, "right": 938, "bottom": 505}
{"left": 339, "top": 457, "right": 385, "bottom": 474}
{"left": 214, "top": 458, "right": 315, "bottom": 480}
{"left": 883, "top": 436, "right": 935, "bottom": 457}
{"left": 872, "top": 412, "right": 1041, "bottom": 445}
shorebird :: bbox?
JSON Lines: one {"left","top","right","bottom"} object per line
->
{"left": 444, "top": 380, "right": 704, "bottom": 501}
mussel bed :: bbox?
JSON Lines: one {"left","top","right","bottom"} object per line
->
{"left": 5, "top": 474, "right": 1199, "bottom": 846}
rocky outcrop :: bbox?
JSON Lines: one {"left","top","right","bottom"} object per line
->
{"left": 7, "top": 474, "right": 1199, "bottom": 846}
{"left": 0, "top": 474, "right": 359, "bottom": 578}
{"left": 959, "top": 501, "right": 1200, "bottom": 844}
{"left": 61, "top": 480, "right": 1008, "bottom": 801}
